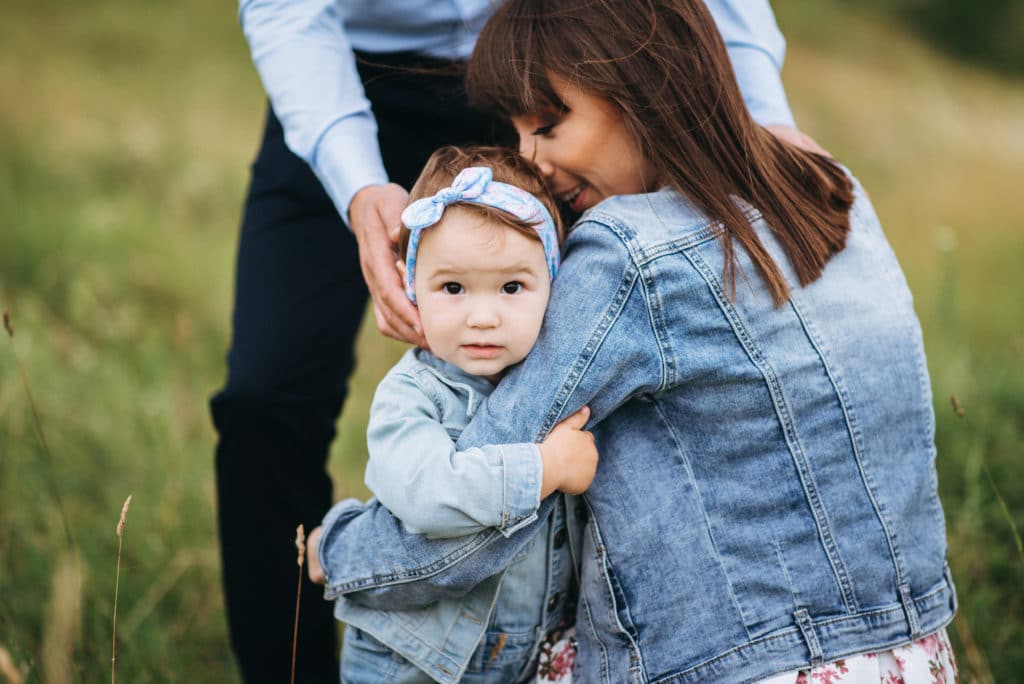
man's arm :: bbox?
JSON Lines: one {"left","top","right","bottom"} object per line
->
{"left": 239, "top": 0, "right": 424, "bottom": 343}
{"left": 240, "top": 0, "right": 386, "bottom": 218}
{"left": 707, "top": 0, "right": 795, "bottom": 128}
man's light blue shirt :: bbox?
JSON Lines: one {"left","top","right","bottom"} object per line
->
{"left": 239, "top": 0, "right": 795, "bottom": 223}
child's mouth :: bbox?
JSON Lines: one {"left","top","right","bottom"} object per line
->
{"left": 462, "top": 344, "right": 504, "bottom": 359}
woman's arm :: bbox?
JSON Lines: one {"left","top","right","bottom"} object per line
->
{"left": 320, "top": 220, "right": 666, "bottom": 607}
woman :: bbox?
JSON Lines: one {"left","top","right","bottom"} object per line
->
{"left": 317, "top": 1, "right": 956, "bottom": 681}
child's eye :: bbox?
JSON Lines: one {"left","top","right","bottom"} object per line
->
{"left": 502, "top": 281, "right": 523, "bottom": 295}
{"left": 442, "top": 282, "right": 464, "bottom": 295}
{"left": 532, "top": 123, "right": 555, "bottom": 137}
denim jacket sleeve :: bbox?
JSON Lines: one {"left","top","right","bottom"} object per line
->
{"left": 363, "top": 368, "right": 542, "bottom": 538}
{"left": 320, "top": 219, "right": 666, "bottom": 608}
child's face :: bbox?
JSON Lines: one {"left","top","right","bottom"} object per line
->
{"left": 414, "top": 206, "right": 551, "bottom": 381}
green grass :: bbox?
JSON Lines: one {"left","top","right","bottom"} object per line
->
{"left": 1, "top": 0, "right": 1021, "bottom": 680}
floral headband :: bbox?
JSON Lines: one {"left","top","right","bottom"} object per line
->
{"left": 400, "top": 166, "right": 560, "bottom": 304}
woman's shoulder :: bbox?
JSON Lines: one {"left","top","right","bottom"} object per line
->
{"left": 571, "top": 189, "right": 721, "bottom": 252}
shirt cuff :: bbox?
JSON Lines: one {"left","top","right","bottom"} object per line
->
{"left": 729, "top": 45, "right": 796, "bottom": 128}
{"left": 310, "top": 113, "right": 389, "bottom": 228}
{"left": 499, "top": 443, "right": 543, "bottom": 537}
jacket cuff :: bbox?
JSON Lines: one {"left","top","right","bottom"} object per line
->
{"left": 318, "top": 497, "right": 367, "bottom": 586}
{"left": 499, "top": 443, "right": 543, "bottom": 537}
{"left": 310, "top": 113, "right": 389, "bottom": 227}
{"left": 730, "top": 44, "right": 796, "bottom": 128}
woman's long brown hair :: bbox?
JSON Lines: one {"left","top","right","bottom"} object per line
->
{"left": 466, "top": 0, "right": 854, "bottom": 305}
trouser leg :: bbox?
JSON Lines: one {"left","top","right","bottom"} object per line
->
{"left": 211, "top": 108, "right": 364, "bottom": 684}
{"left": 211, "top": 54, "right": 509, "bottom": 683}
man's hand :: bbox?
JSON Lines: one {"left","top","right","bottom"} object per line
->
{"left": 539, "top": 406, "right": 598, "bottom": 497}
{"left": 306, "top": 525, "right": 325, "bottom": 585}
{"left": 349, "top": 183, "right": 427, "bottom": 347}
{"left": 765, "top": 124, "right": 830, "bottom": 157}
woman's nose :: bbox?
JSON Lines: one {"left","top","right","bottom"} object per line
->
{"left": 518, "top": 138, "right": 554, "bottom": 178}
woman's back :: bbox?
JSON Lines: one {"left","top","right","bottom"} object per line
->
{"left": 563, "top": 179, "right": 953, "bottom": 682}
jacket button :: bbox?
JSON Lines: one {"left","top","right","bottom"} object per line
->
{"left": 547, "top": 592, "right": 561, "bottom": 612}
{"left": 553, "top": 529, "right": 567, "bottom": 548}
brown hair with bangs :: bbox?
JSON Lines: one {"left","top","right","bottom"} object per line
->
{"left": 466, "top": 0, "right": 854, "bottom": 305}
{"left": 398, "top": 145, "right": 565, "bottom": 260}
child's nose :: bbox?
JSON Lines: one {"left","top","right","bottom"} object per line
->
{"left": 466, "top": 302, "right": 499, "bottom": 328}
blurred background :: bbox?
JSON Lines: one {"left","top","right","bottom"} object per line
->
{"left": 0, "top": 0, "right": 1021, "bottom": 681}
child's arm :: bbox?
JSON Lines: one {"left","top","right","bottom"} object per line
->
{"left": 366, "top": 370, "right": 597, "bottom": 539}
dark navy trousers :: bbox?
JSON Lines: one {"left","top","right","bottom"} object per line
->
{"left": 210, "top": 53, "right": 508, "bottom": 683}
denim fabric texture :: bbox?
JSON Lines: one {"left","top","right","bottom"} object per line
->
{"left": 320, "top": 350, "right": 576, "bottom": 683}
{"left": 319, "top": 173, "right": 955, "bottom": 683}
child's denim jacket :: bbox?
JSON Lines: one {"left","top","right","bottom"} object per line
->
{"left": 319, "top": 348, "right": 577, "bottom": 683}
{"left": 320, "top": 177, "right": 956, "bottom": 683}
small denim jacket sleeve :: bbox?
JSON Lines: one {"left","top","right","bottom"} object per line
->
{"left": 330, "top": 220, "right": 666, "bottom": 608}
{"left": 364, "top": 369, "right": 542, "bottom": 538}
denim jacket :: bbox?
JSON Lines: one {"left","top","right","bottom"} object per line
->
{"left": 319, "top": 349, "right": 576, "bottom": 683}
{"left": 320, "top": 175, "right": 956, "bottom": 683}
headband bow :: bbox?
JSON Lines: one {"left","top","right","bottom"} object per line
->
{"left": 400, "top": 166, "right": 560, "bottom": 303}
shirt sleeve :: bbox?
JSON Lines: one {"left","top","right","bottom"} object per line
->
{"left": 705, "top": 0, "right": 796, "bottom": 127}
{"left": 239, "top": 0, "right": 389, "bottom": 223}
{"left": 364, "top": 370, "right": 542, "bottom": 538}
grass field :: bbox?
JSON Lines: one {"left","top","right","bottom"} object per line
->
{"left": 1, "top": 0, "right": 1021, "bottom": 681}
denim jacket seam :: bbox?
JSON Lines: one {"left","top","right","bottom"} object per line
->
{"left": 650, "top": 397, "right": 753, "bottom": 641}
{"left": 538, "top": 271, "right": 640, "bottom": 438}
{"left": 327, "top": 528, "right": 500, "bottom": 593}
{"left": 788, "top": 295, "right": 911, "bottom": 597}
{"left": 347, "top": 610, "right": 466, "bottom": 679}
{"left": 407, "top": 364, "right": 450, "bottom": 418}
{"left": 654, "top": 580, "right": 955, "bottom": 684}
{"left": 682, "top": 247, "right": 860, "bottom": 614}
{"left": 573, "top": 215, "right": 673, "bottom": 392}
{"left": 531, "top": 219, "right": 652, "bottom": 439}
{"left": 589, "top": 520, "right": 642, "bottom": 682}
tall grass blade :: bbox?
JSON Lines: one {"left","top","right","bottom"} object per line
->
{"left": 984, "top": 465, "right": 1024, "bottom": 563}
{"left": 112, "top": 495, "right": 133, "bottom": 684}
{"left": 292, "top": 524, "right": 306, "bottom": 684}
{"left": 2, "top": 309, "right": 74, "bottom": 546}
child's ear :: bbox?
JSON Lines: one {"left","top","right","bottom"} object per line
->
{"left": 395, "top": 259, "right": 407, "bottom": 279}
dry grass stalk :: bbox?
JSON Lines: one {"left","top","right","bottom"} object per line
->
{"left": 950, "top": 394, "right": 966, "bottom": 417}
{"left": 953, "top": 612, "right": 995, "bottom": 684}
{"left": 0, "top": 644, "right": 27, "bottom": 684}
{"left": 112, "top": 495, "right": 132, "bottom": 684}
{"left": 291, "top": 524, "right": 306, "bottom": 684}
{"left": 42, "top": 550, "right": 83, "bottom": 684}
{"left": 2, "top": 309, "right": 74, "bottom": 546}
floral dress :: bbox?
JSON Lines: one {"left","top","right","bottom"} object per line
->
{"left": 535, "top": 628, "right": 956, "bottom": 683}
{"left": 534, "top": 626, "right": 577, "bottom": 683}
{"left": 759, "top": 628, "right": 958, "bottom": 684}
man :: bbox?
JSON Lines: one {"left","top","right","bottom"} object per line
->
{"left": 213, "top": 1, "right": 808, "bottom": 680}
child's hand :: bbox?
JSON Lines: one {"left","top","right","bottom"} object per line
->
{"left": 306, "top": 525, "right": 325, "bottom": 585}
{"left": 540, "top": 406, "right": 598, "bottom": 497}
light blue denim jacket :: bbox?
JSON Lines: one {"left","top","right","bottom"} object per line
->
{"left": 320, "top": 349, "right": 577, "bottom": 683}
{"left": 319, "top": 174, "right": 956, "bottom": 683}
